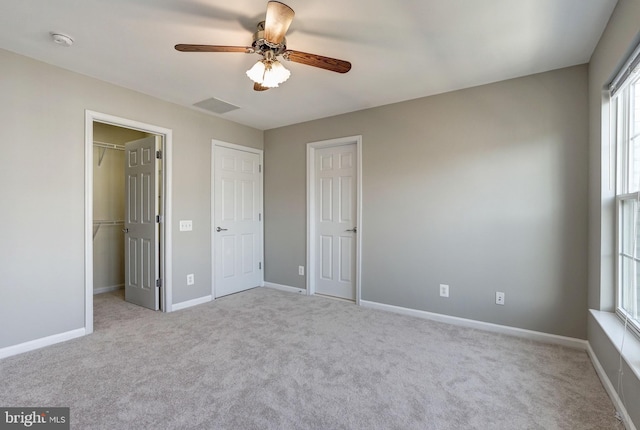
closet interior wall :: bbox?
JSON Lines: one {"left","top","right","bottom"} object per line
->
{"left": 93, "top": 122, "right": 148, "bottom": 295}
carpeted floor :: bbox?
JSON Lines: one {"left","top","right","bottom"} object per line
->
{"left": 0, "top": 287, "right": 624, "bottom": 429}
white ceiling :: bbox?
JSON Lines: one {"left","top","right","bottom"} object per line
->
{"left": 0, "top": 0, "right": 618, "bottom": 130}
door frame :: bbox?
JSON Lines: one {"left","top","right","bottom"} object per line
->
{"left": 307, "top": 135, "right": 362, "bottom": 304}
{"left": 85, "top": 110, "right": 173, "bottom": 334}
{"left": 211, "top": 140, "right": 264, "bottom": 299}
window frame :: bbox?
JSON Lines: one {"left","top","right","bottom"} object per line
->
{"left": 615, "top": 194, "right": 640, "bottom": 338}
{"left": 614, "top": 68, "right": 640, "bottom": 338}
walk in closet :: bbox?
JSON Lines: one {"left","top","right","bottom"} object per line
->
{"left": 92, "top": 123, "right": 149, "bottom": 294}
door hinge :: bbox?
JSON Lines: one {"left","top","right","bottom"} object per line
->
{"left": 259, "top": 262, "right": 262, "bottom": 270}
{"left": 156, "top": 150, "right": 162, "bottom": 159}
{"left": 156, "top": 278, "right": 162, "bottom": 288}
{"left": 259, "top": 213, "right": 262, "bottom": 222}
{"left": 259, "top": 164, "right": 262, "bottom": 173}
{"left": 156, "top": 215, "right": 162, "bottom": 223}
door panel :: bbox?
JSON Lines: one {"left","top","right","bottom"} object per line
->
{"left": 128, "top": 176, "right": 138, "bottom": 223}
{"left": 223, "top": 179, "right": 235, "bottom": 220}
{"left": 340, "top": 177, "right": 353, "bottom": 222}
{"left": 142, "top": 238, "right": 153, "bottom": 289}
{"left": 127, "top": 237, "right": 138, "bottom": 286}
{"left": 222, "top": 235, "right": 236, "bottom": 278}
{"left": 242, "top": 181, "right": 255, "bottom": 220}
{"left": 339, "top": 236, "right": 352, "bottom": 283}
{"left": 320, "top": 235, "right": 333, "bottom": 280}
{"left": 142, "top": 172, "right": 153, "bottom": 223}
{"left": 321, "top": 178, "right": 333, "bottom": 221}
{"left": 315, "top": 144, "right": 357, "bottom": 300}
{"left": 214, "top": 146, "right": 262, "bottom": 298}
{"left": 124, "top": 136, "right": 160, "bottom": 310}
{"left": 242, "top": 234, "right": 255, "bottom": 273}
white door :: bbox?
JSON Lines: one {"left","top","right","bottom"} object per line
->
{"left": 124, "top": 136, "right": 160, "bottom": 310}
{"left": 214, "top": 146, "right": 262, "bottom": 298}
{"left": 315, "top": 143, "right": 357, "bottom": 300}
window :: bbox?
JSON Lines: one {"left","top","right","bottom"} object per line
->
{"left": 614, "top": 47, "right": 640, "bottom": 336}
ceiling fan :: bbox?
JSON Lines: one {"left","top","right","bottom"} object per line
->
{"left": 175, "top": 1, "right": 352, "bottom": 91}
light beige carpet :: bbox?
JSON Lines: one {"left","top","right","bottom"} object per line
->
{"left": 0, "top": 288, "right": 624, "bottom": 429}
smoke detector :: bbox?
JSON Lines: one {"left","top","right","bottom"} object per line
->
{"left": 50, "top": 33, "right": 74, "bottom": 47}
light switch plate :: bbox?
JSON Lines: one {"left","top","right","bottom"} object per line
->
{"left": 179, "top": 220, "right": 193, "bottom": 231}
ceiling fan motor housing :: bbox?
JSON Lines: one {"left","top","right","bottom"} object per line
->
{"left": 252, "top": 22, "right": 287, "bottom": 57}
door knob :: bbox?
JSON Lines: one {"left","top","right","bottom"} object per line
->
{"left": 216, "top": 227, "right": 228, "bottom": 232}
{"left": 122, "top": 228, "right": 129, "bottom": 233}
{"left": 345, "top": 227, "right": 357, "bottom": 233}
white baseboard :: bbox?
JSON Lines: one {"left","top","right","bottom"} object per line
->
{"left": 93, "top": 284, "right": 124, "bottom": 295}
{"left": 587, "top": 343, "right": 637, "bottom": 430}
{"left": 359, "top": 300, "right": 588, "bottom": 350}
{"left": 263, "top": 282, "right": 306, "bottom": 295}
{"left": 171, "top": 295, "right": 212, "bottom": 311}
{"left": 0, "top": 328, "right": 86, "bottom": 360}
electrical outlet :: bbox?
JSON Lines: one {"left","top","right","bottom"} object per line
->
{"left": 298, "top": 266, "right": 304, "bottom": 276}
{"left": 187, "top": 274, "right": 194, "bottom": 285}
{"left": 496, "top": 291, "right": 505, "bottom": 305}
{"left": 439, "top": 284, "right": 449, "bottom": 298}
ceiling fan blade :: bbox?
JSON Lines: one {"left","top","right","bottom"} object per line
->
{"left": 283, "top": 50, "right": 351, "bottom": 73}
{"left": 253, "top": 82, "right": 270, "bottom": 92}
{"left": 175, "top": 44, "right": 252, "bottom": 53}
{"left": 264, "top": 1, "right": 295, "bottom": 45}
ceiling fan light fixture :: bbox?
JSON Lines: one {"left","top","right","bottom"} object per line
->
{"left": 263, "top": 60, "right": 290, "bottom": 87}
{"left": 246, "top": 60, "right": 267, "bottom": 83}
{"left": 246, "top": 58, "right": 290, "bottom": 88}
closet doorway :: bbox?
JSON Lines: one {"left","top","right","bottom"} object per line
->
{"left": 85, "top": 111, "right": 173, "bottom": 334}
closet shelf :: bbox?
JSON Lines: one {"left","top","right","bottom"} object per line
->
{"left": 94, "top": 141, "right": 125, "bottom": 167}
{"left": 93, "top": 220, "right": 125, "bottom": 225}
{"left": 93, "top": 141, "right": 125, "bottom": 150}
{"left": 92, "top": 220, "right": 125, "bottom": 239}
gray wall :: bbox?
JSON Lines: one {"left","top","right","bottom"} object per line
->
{"left": 265, "top": 65, "right": 589, "bottom": 339}
{"left": 587, "top": 0, "right": 640, "bottom": 427}
{"left": 0, "top": 48, "right": 262, "bottom": 349}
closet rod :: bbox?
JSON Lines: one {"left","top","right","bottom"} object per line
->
{"left": 93, "top": 141, "right": 125, "bottom": 150}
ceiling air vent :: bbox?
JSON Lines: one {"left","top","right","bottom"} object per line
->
{"left": 193, "top": 97, "right": 240, "bottom": 114}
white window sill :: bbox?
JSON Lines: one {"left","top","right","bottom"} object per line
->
{"left": 590, "top": 309, "right": 640, "bottom": 381}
